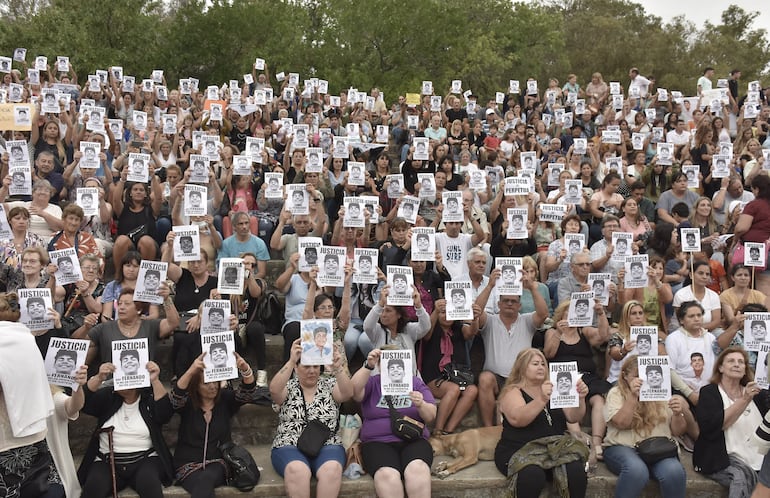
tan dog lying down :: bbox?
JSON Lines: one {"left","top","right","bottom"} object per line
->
{"left": 429, "top": 426, "right": 503, "bottom": 478}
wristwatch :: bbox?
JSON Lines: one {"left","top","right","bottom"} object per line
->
{"left": 363, "top": 360, "right": 375, "bottom": 371}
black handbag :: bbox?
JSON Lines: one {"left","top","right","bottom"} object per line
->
{"left": 634, "top": 436, "right": 678, "bottom": 464}
{"left": 436, "top": 362, "right": 474, "bottom": 391}
{"left": 126, "top": 224, "right": 148, "bottom": 245}
{"left": 218, "top": 441, "right": 260, "bottom": 491}
{"left": 385, "top": 396, "right": 425, "bottom": 442}
{"left": 296, "top": 384, "right": 336, "bottom": 457}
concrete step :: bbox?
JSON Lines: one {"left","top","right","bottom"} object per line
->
{"left": 104, "top": 443, "right": 726, "bottom": 498}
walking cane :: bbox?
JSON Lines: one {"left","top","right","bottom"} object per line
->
{"left": 98, "top": 426, "right": 118, "bottom": 498}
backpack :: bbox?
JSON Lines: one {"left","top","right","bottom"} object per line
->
{"left": 252, "top": 289, "right": 284, "bottom": 334}
{"left": 218, "top": 441, "right": 260, "bottom": 491}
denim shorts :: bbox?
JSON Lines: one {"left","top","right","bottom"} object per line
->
{"left": 271, "top": 444, "right": 346, "bottom": 477}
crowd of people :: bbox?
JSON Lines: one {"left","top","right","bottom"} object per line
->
{"left": 4, "top": 55, "right": 770, "bottom": 497}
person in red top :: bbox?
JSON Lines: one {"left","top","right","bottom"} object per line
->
{"left": 734, "top": 174, "right": 770, "bottom": 295}
{"left": 483, "top": 123, "right": 501, "bottom": 154}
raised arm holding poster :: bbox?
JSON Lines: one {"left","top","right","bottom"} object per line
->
{"left": 387, "top": 266, "right": 414, "bottom": 307}
{"left": 135, "top": 261, "right": 168, "bottom": 304}
{"left": 411, "top": 227, "right": 436, "bottom": 262}
{"left": 300, "top": 319, "right": 334, "bottom": 366}
{"left": 317, "top": 246, "right": 346, "bottom": 287}
{"left": 445, "top": 281, "right": 473, "bottom": 320}
{"left": 567, "top": 291, "right": 595, "bottom": 327}
{"left": 45, "top": 338, "right": 89, "bottom": 390}
{"left": 381, "top": 350, "right": 414, "bottom": 395}
{"left": 353, "top": 248, "right": 379, "bottom": 285}
{"left": 217, "top": 258, "right": 245, "bottom": 295}
{"left": 172, "top": 225, "right": 201, "bottom": 262}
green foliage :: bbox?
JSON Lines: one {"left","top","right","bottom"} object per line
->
{"left": 0, "top": 0, "right": 767, "bottom": 101}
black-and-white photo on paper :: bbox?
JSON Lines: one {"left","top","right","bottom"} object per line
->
{"left": 588, "top": 273, "right": 611, "bottom": 307}
{"left": 630, "top": 326, "right": 658, "bottom": 357}
{"left": 418, "top": 173, "right": 436, "bottom": 200}
{"left": 333, "top": 136, "right": 349, "bottom": 159}
{"left": 344, "top": 197, "right": 366, "bottom": 228}
{"left": 681, "top": 228, "right": 701, "bottom": 253}
{"left": 624, "top": 255, "right": 649, "bottom": 289}
{"left": 217, "top": 258, "right": 245, "bottom": 295}
{"left": 744, "top": 313, "right": 770, "bottom": 352}
{"left": 611, "top": 232, "right": 634, "bottom": 262}
{"left": 444, "top": 281, "right": 473, "bottom": 321}
{"left": 127, "top": 153, "right": 150, "bottom": 183}
{"left": 397, "top": 196, "right": 419, "bottom": 225}
{"left": 264, "top": 172, "right": 284, "bottom": 199}
{"left": 745, "top": 242, "right": 767, "bottom": 268}
{"left": 201, "top": 331, "right": 238, "bottom": 382}
{"left": 50, "top": 247, "right": 83, "bottom": 286}
{"left": 200, "top": 299, "right": 232, "bottom": 335}
{"left": 79, "top": 141, "right": 101, "bottom": 170}
{"left": 184, "top": 185, "right": 207, "bottom": 218}
{"left": 112, "top": 338, "right": 150, "bottom": 391}
{"left": 381, "top": 350, "right": 414, "bottom": 395}
{"left": 413, "top": 137, "right": 429, "bottom": 161}
{"left": 305, "top": 147, "right": 323, "bottom": 173}
{"left": 387, "top": 266, "right": 415, "bottom": 307}
{"left": 76, "top": 187, "right": 99, "bottom": 217}
{"left": 317, "top": 246, "right": 346, "bottom": 288}
{"left": 286, "top": 184, "right": 309, "bottom": 215}
{"left": 563, "top": 180, "right": 583, "bottom": 204}
{"left": 496, "top": 257, "right": 523, "bottom": 296}
{"left": 135, "top": 261, "right": 168, "bottom": 305}
{"left": 506, "top": 208, "right": 528, "bottom": 240}
{"left": 442, "top": 191, "right": 464, "bottom": 223}
{"left": 353, "top": 248, "right": 379, "bottom": 285}
{"left": 682, "top": 164, "right": 699, "bottom": 189}
{"left": 550, "top": 361, "right": 579, "bottom": 409}
{"left": 387, "top": 174, "right": 404, "bottom": 200}
{"left": 19, "top": 288, "right": 54, "bottom": 331}
{"left": 298, "top": 237, "right": 323, "bottom": 272}
{"left": 639, "top": 355, "right": 671, "bottom": 402}
{"left": 45, "top": 337, "right": 89, "bottom": 390}
{"left": 172, "top": 225, "right": 201, "bottom": 262}
{"left": 567, "top": 291, "right": 595, "bottom": 327}
{"left": 411, "top": 227, "right": 436, "bottom": 262}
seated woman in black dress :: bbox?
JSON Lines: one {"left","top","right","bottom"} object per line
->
{"left": 495, "top": 348, "right": 589, "bottom": 498}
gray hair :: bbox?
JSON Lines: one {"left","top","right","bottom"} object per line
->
{"left": 32, "top": 179, "right": 53, "bottom": 195}
{"left": 466, "top": 247, "right": 488, "bottom": 263}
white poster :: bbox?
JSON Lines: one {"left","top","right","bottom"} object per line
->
{"left": 506, "top": 208, "right": 528, "bottom": 239}
{"left": 630, "top": 326, "right": 658, "bottom": 356}
{"left": 539, "top": 203, "right": 567, "bottom": 223}
{"left": 445, "top": 281, "right": 473, "bottom": 320}
{"left": 413, "top": 137, "right": 429, "bottom": 161}
{"left": 757, "top": 344, "right": 770, "bottom": 389}
{"left": 567, "top": 291, "right": 595, "bottom": 327}
{"left": 361, "top": 196, "right": 380, "bottom": 225}
{"left": 112, "top": 339, "right": 150, "bottom": 391}
{"left": 564, "top": 233, "right": 585, "bottom": 261}
{"left": 347, "top": 161, "right": 365, "bottom": 186}
{"left": 381, "top": 350, "right": 414, "bottom": 395}
{"left": 305, "top": 148, "right": 323, "bottom": 173}
{"left": 611, "top": 232, "right": 634, "bottom": 262}
{"left": 286, "top": 184, "right": 309, "bottom": 215}
{"left": 550, "top": 362, "right": 579, "bottom": 409}
{"left": 495, "top": 257, "right": 523, "bottom": 296}
{"left": 201, "top": 331, "right": 238, "bottom": 382}
{"left": 188, "top": 154, "right": 210, "bottom": 184}
{"left": 681, "top": 228, "right": 701, "bottom": 253}
{"left": 682, "top": 164, "right": 699, "bottom": 188}
{"left": 0, "top": 205, "right": 12, "bottom": 240}
{"left": 387, "top": 266, "right": 414, "bottom": 307}
{"left": 468, "top": 168, "right": 486, "bottom": 191}
{"left": 744, "top": 313, "right": 770, "bottom": 352}
{"left": 50, "top": 247, "right": 83, "bottom": 286}
{"left": 217, "top": 258, "right": 245, "bottom": 295}
{"left": 397, "top": 196, "right": 420, "bottom": 225}
{"left": 45, "top": 338, "right": 89, "bottom": 390}
{"left": 712, "top": 155, "right": 730, "bottom": 179}
{"left": 563, "top": 180, "right": 583, "bottom": 204}
{"left": 333, "top": 136, "right": 349, "bottom": 159}
{"left": 353, "top": 248, "right": 379, "bottom": 285}
{"left": 200, "top": 300, "right": 232, "bottom": 335}
{"left": 172, "top": 225, "right": 201, "bottom": 262}
{"left": 264, "top": 172, "right": 284, "bottom": 199}
{"left": 411, "top": 227, "right": 436, "bottom": 262}
{"left": 588, "top": 273, "right": 611, "bottom": 306}
{"left": 639, "top": 355, "right": 672, "bottom": 402}
{"left": 343, "top": 197, "right": 366, "bottom": 228}
{"left": 442, "top": 191, "right": 464, "bottom": 223}
{"left": 298, "top": 237, "right": 323, "bottom": 272}
{"left": 79, "top": 141, "right": 101, "bottom": 169}
{"left": 127, "top": 153, "right": 150, "bottom": 183}
{"left": 387, "top": 174, "right": 404, "bottom": 200}
{"left": 624, "top": 255, "right": 649, "bottom": 289}
{"left": 300, "top": 319, "right": 334, "bottom": 365}
{"left": 745, "top": 242, "right": 766, "bottom": 268}
{"left": 18, "top": 288, "right": 54, "bottom": 331}
{"left": 134, "top": 261, "right": 168, "bottom": 304}
{"left": 184, "top": 184, "right": 207, "bottom": 217}
{"left": 317, "top": 246, "right": 346, "bottom": 288}
{"left": 76, "top": 187, "right": 99, "bottom": 217}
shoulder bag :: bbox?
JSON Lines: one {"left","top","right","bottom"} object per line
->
{"left": 385, "top": 395, "right": 424, "bottom": 442}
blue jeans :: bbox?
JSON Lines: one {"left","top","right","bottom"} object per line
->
{"left": 603, "top": 444, "right": 686, "bottom": 498}
{"left": 343, "top": 320, "right": 373, "bottom": 361}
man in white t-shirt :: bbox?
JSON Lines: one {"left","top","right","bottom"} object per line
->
{"left": 696, "top": 67, "right": 714, "bottom": 96}
{"left": 434, "top": 204, "right": 485, "bottom": 279}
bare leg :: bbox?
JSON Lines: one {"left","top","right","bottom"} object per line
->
{"left": 445, "top": 385, "right": 479, "bottom": 433}
{"left": 373, "top": 467, "right": 404, "bottom": 498}
{"left": 283, "top": 461, "right": 311, "bottom": 498}
{"left": 478, "top": 371, "right": 499, "bottom": 427}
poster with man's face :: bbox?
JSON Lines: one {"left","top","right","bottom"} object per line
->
{"left": 344, "top": 197, "right": 365, "bottom": 228}
{"left": 611, "top": 232, "right": 634, "bottom": 262}
{"left": 264, "top": 172, "right": 283, "bottom": 199}
{"left": 681, "top": 228, "right": 701, "bottom": 253}
{"left": 353, "top": 248, "right": 379, "bottom": 285}
{"left": 745, "top": 242, "right": 766, "bottom": 268}
{"left": 18, "top": 288, "right": 54, "bottom": 331}
{"left": 112, "top": 338, "right": 150, "bottom": 391}
{"left": 630, "top": 326, "right": 658, "bottom": 356}
{"left": 79, "top": 141, "right": 102, "bottom": 170}
{"left": 567, "top": 291, "right": 595, "bottom": 327}
{"left": 200, "top": 300, "right": 231, "bottom": 335}
{"left": 298, "top": 237, "right": 323, "bottom": 272}
{"left": 127, "top": 153, "right": 150, "bottom": 183}
{"left": 45, "top": 338, "right": 89, "bottom": 390}
{"left": 624, "top": 255, "right": 649, "bottom": 289}
{"left": 442, "top": 191, "right": 464, "bottom": 224}
{"left": 300, "top": 319, "right": 334, "bottom": 366}
{"left": 381, "top": 350, "right": 414, "bottom": 395}
{"left": 639, "top": 355, "right": 671, "bottom": 402}
{"left": 286, "top": 184, "right": 309, "bottom": 216}
{"left": 397, "top": 196, "right": 420, "bottom": 225}
{"left": 744, "top": 313, "right": 770, "bottom": 351}
{"left": 386, "top": 266, "right": 414, "bottom": 307}
{"left": 387, "top": 174, "right": 404, "bottom": 200}
{"left": 184, "top": 185, "right": 208, "bottom": 217}
{"left": 411, "top": 227, "right": 436, "bottom": 262}
{"left": 495, "top": 257, "right": 523, "bottom": 296}
{"left": 550, "top": 361, "right": 579, "bottom": 408}
{"left": 317, "top": 246, "right": 346, "bottom": 288}
{"left": 200, "top": 331, "right": 237, "bottom": 382}
{"left": 305, "top": 147, "right": 323, "bottom": 173}
{"left": 588, "top": 273, "right": 611, "bottom": 306}
{"left": 134, "top": 261, "right": 168, "bottom": 304}
{"left": 50, "top": 247, "right": 83, "bottom": 286}
{"left": 217, "top": 258, "right": 245, "bottom": 295}
{"left": 172, "top": 225, "right": 201, "bottom": 262}
{"left": 506, "top": 208, "right": 528, "bottom": 240}
{"left": 417, "top": 173, "right": 436, "bottom": 200}
{"left": 347, "top": 161, "right": 365, "bottom": 186}
{"left": 332, "top": 136, "right": 349, "bottom": 159}
{"left": 444, "top": 281, "right": 473, "bottom": 321}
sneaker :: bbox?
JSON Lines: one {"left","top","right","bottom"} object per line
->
{"left": 256, "top": 370, "right": 268, "bottom": 387}
{"left": 677, "top": 434, "right": 695, "bottom": 453}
